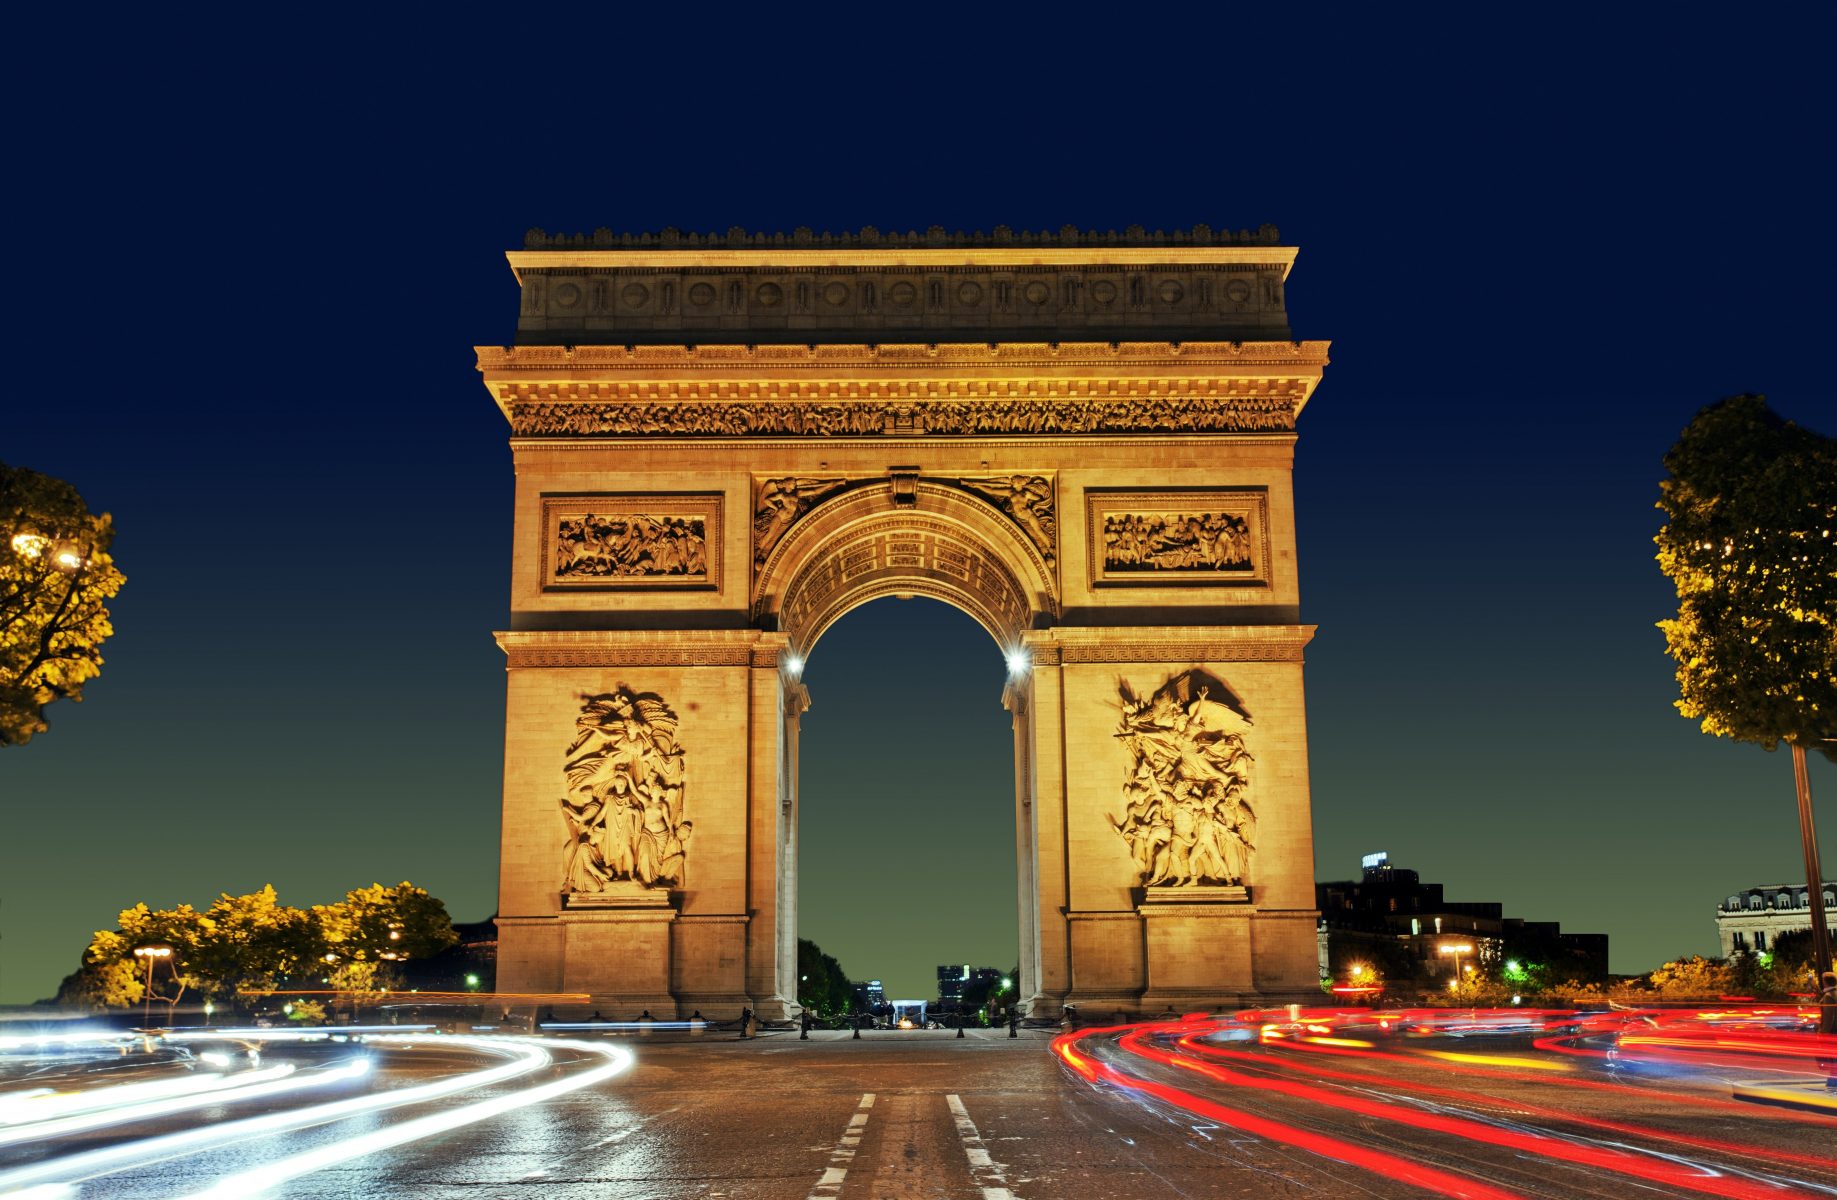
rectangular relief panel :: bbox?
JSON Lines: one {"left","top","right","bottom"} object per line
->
{"left": 541, "top": 493, "right": 722, "bottom": 590}
{"left": 1085, "top": 487, "right": 1269, "bottom": 588}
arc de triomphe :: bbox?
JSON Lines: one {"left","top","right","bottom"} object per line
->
{"left": 480, "top": 224, "right": 1329, "bottom": 1019}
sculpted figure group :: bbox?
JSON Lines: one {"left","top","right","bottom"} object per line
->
{"left": 560, "top": 688, "right": 692, "bottom": 893}
{"left": 555, "top": 514, "right": 707, "bottom": 578}
{"left": 1102, "top": 511, "right": 1251, "bottom": 573}
{"left": 1109, "top": 670, "right": 1256, "bottom": 888}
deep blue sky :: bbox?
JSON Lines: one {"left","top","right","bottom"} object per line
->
{"left": 3, "top": 11, "right": 1832, "bottom": 1003}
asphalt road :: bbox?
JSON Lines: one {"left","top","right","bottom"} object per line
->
{"left": 4, "top": 1022, "right": 1833, "bottom": 1198}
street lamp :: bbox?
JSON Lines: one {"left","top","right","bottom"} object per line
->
{"left": 132, "top": 944, "right": 173, "bottom": 1031}
{"left": 1438, "top": 942, "right": 1474, "bottom": 985}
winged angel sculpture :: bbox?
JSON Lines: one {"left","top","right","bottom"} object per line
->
{"left": 560, "top": 687, "right": 691, "bottom": 893}
{"left": 1109, "top": 669, "right": 1255, "bottom": 887}
{"left": 958, "top": 475, "right": 1056, "bottom": 564}
{"left": 753, "top": 477, "right": 847, "bottom": 565}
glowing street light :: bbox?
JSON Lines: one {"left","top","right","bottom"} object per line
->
{"left": 1438, "top": 942, "right": 1474, "bottom": 984}
{"left": 132, "top": 944, "right": 173, "bottom": 1031}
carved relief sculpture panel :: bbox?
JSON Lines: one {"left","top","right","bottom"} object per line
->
{"left": 1110, "top": 669, "right": 1255, "bottom": 890}
{"left": 752, "top": 477, "right": 848, "bottom": 566}
{"left": 543, "top": 494, "right": 721, "bottom": 590}
{"left": 957, "top": 475, "right": 1056, "bottom": 565}
{"left": 1087, "top": 488, "right": 1270, "bottom": 587}
{"left": 560, "top": 687, "right": 691, "bottom": 901}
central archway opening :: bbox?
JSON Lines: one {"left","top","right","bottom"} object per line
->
{"left": 795, "top": 596, "right": 1019, "bottom": 1024}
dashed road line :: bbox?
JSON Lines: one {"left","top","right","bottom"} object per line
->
{"left": 947, "top": 1093, "right": 1021, "bottom": 1200}
{"left": 806, "top": 1092, "right": 875, "bottom": 1199}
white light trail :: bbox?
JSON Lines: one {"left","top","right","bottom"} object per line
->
{"left": 175, "top": 1039, "right": 635, "bottom": 1198}
{"left": 0, "top": 1064, "right": 299, "bottom": 1141}
{"left": 0, "top": 1031, "right": 138, "bottom": 1053}
{"left": 0, "top": 1035, "right": 545, "bottom": 1194}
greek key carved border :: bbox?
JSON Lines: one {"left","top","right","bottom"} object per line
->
{"left": 497, "top": 631, "right": 764, "bottom": 669}
{"left": 502, "top": 646, "right": 754, "bottom": 668}
{"left": 1057, "top": 642, "right": 1306, "bottom": 663}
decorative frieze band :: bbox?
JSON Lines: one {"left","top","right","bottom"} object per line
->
{"left": 505, "top": 395, "right": 1297, "bottom": 438}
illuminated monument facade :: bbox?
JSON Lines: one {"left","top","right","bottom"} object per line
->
{"left": 480, "top": 224, "right": 1330, "bottom": 1018}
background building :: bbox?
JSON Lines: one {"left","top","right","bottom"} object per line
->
{"left": 1316, "top": 853, "right": 1608, "bottom": 988}
{"left": 852, "top": 979, "right": 886, "bottom": 1011}
{"left": 1716, "top": 884, "right": 1834, "bottom": 956}
{"left": 936, "top": 964, "right": 1005, "bottom": 1005}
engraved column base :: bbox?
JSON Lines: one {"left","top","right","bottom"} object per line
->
{"left": 1138, "top": 895, "right": 1253, "bottom": 1004}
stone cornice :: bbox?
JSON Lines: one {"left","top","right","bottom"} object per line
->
{"left": 510, "top": 245, "right": 1297, "bottom": 275}
{"left": 479, "top": 342, "right": 1328, "bottom": 438}
{"left": 478, "top": 341, "right": 1329, "bottom": 375}
{"left": 521, "top": 222, "right": 1284, "bottom": 253}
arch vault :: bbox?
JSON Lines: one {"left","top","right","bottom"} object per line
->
{"left": 483, "top": 224, "right": 1331, "bottom": 1018}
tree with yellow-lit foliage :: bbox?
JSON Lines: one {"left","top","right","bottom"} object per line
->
{"left": 1, "top": 462, "right": 125, "bottom": 745}
{"left": 1655, "top": 394, "right": 1836, "bottom": 1030}
{"left": 56, "top": 882, "right": 457, "bottom": 1017}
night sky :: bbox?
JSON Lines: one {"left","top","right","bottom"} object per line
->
{"left": 3, "top": 12, "right": 1832, "bottom": 1004}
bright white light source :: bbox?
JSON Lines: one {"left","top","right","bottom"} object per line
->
{"left": 1005, "top": 648, "right": 1030, "bottom": 676}
{"left": 784, "top": 654, "right": 804, "bottom": 676}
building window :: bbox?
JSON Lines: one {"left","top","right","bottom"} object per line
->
{"left": 1725, "top": 895, "right": 1742, "bottom": 911}
{"left": 1732, "top": 931, "right": 1747, "bottom": 951}
{"left": 1434, "top": 917, "right": 1443, "bottom": 934}
{"left": 1750, "top": 896, "right": 1763, "bottom": 910}
{"left": 1755, "top": 931, "right": 1767, "bottom": 951}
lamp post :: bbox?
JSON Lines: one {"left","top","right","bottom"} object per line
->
{"left": 1438, "top": 942, "right": 1473, "bottom": 989}
{"left": 132, "top": 944, "right": 173, "bottom": 1031}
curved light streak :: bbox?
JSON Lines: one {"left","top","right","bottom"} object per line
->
{"left": 175, "top": 1038, "right": 635, "bottom": 1198}
{"left": 0, "top": 1035, "right": 546, "bottom": 1194}
{"left": 1051, "top": 1029, "right": 1531, "bottom": 1200}
{"left": 0, "top": 1063, "right": 303, "bottom": 1145}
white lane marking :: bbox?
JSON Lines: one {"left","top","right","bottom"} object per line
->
{"left": 947, "top": 1093, "right": 1021, "bottom": 1200}
{"left": 806, "top": 1092, "right": 874, "bottom": 1200}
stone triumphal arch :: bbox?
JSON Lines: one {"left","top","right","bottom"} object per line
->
{"left": 482, "top": 224, "right": 1330, "bottom": 1018}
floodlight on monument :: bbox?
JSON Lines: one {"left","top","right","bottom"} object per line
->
{"left": 1005, "top": 647, "right": 1030, "bottom": 677}
{"left": 784, "top": 653, "right": 804, "bottom": 677}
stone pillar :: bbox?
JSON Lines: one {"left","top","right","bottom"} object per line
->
{"left": 1020, "top": 634, "right": 1072, "bottom": 1015}
{"left": 744, "top": 635, "right": 797, "bottom": 1021}
{"left": 780, "top": 679, "right": 809, "bottom": 1015}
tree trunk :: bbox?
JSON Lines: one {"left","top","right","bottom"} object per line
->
{"left": 1791, "top": 742, "right": 1835, "bottom": 1036}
